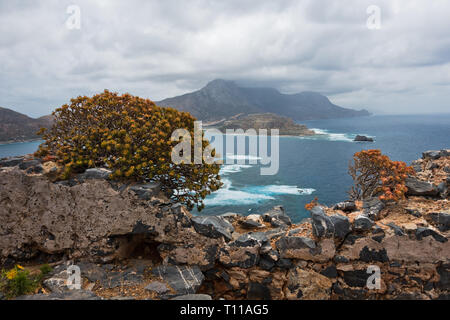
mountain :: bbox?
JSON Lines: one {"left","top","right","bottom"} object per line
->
{"left": 157, "top": 79, "right": 371, "bottom": 121}
{"left": 214, "top": 113, "right": 316, "bottom": 136}
{"left": 0, "top": 107, "right": 52, "bottom": 143}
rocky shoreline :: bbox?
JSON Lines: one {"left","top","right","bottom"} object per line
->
{"left": 0, "top": 150, "right": 449, "bottom": 300}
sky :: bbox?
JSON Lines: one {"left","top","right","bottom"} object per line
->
{"left": 1, "top": 0, "right": 450, "bottom": 118}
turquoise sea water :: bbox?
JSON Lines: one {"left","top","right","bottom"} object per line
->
{"left": 1, "top": 114, "right": 449, "bottom": 223}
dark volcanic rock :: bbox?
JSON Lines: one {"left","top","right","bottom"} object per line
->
{"left": 152, "top": 265, "right": 204, "bottom": 295}
{"left": 405, "top": 208, "right": 422, "bottom": 218}
{"left": 415, "top": 227, "right": 447, "bottom": 243}
{"left": 247, "top": 282, "right": 272, "bottom": 300}
{"left": 343, "top": 270, "right": 370, "bottom": 288}
{"left": 387, "top": 223, "right": 405, "bottom": 236}
{"left": 310, "top": 206, "right": 334, "bottom": 238}
{"left": 262, "top": 205, "right": 292, "bottom": 228}
{"left": 429, "top": 212, "right": 450, "bottom": 232}
{"left": 330, "top": 214, "right": 351, "bottom": 239}
{"left": 0, "top": 157, "right": 24, "bottom": 167}
{"left": 191, "top": 216, "right": 234, "bottom": 241}
{"left": 422, "top": 150, "right": 443, "bottom": 160}
{"left": 353, "top": 214, "right": 374, "bottom": 231}
{"left": 332, "top": 201, "right": 357, "bottom": 212}
{"left": 405, "top": 177, "right": 439, "bottom": 197}
{"left": 362, "top": 197, "right": 385, "bottom": 220}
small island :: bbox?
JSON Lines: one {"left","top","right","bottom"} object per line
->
{"left": 211, "top": 113, "right": 316, "bottom": 136}
{"left": 354, "top": 135, "right": 374, "bottom": 142}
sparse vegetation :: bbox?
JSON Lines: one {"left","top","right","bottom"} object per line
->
{"left": 348, "top": 149, "right": 414, "bottom": 201}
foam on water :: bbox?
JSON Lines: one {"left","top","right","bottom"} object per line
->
{"left": 225, "top": 153, "right": 262, "bottom": 161}
{"left": 204, "top": 178, "right": 315, "bottom": 206}
{"left": 299, "top": 128, "right": 368, "bottom": 142}
{"left": 220, "top": 164, "right": 253, "bottom": 175}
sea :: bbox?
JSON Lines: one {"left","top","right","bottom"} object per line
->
{"left": 1, "top": 114, "right": 449, "bottom": 223}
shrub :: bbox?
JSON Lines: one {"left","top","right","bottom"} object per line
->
{"left": 348, "top": 149, "right": 414, "bottom": 201}
{"left": 1, "top": 265, "right": 35, "bottom": 298}
{"left": 36, "top": 90, "right": 222, "bottom": 210}
{"left": 305, "top": 197, "right": 319, "bottom": 211}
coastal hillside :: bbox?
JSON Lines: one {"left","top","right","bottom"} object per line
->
{"left": 0, "top": 149, "right": 448, "bottom": 300}
{"left": 214, "top": 113, "right": 316, "bottom": 136}
{"left": 0, "top": 107, "right": 52, "bottom": 143}
{"left": 157, "top": 79, "right": 371, "bottom": 121}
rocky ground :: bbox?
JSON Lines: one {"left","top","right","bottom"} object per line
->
{"left": 0, "top": 149, "right": 449, "bottom": 300}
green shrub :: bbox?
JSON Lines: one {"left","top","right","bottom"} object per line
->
{"left": 1, "top": 265, "right": 35, "bottom": 298}
{"left": 36, "top": 90, "right": 222, "bottom": 210}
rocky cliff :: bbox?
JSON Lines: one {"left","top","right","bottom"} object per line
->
{"left": 0, "top": 150, "right": 449, "bottom": 300}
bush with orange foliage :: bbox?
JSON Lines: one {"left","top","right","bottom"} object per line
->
{"left": 348, "top": 149, "right": 414, "bottom": 201}
{"left": 305, "top": 197, "right": 319, "bottom": 210}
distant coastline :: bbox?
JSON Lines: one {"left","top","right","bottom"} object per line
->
{"left": 0, "top": 138, "right": 43, "bottom": 146}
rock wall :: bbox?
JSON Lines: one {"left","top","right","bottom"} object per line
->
{"left": 0, "top": 151, "right": 449, "bottom": 300}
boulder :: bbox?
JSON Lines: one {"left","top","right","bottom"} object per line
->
{"left": 429, "top": 212, "right": 450, "bottom": 232}
{"left": 353, "top": 215, "right": 374, "bottom": 231}
{"left": 415, "top": 228, "right": 447, "bottom": 243}
{"left": 405, "top": 177, "right": 439, "bottom": 197}
{"left": 219, "top": 237, "right": 261, "bottom": 268}
{"left": 276, "top": 236, "right": 335, "bottom": 262}
{"left": 129, "top": 183, "right": 161, "bottom": 200}
{"left": 262, "top": 206, "right": 292, "bottom": 228}
{"left": 152, "top": 265, "right": 204, "bottom": 295}
{"left": 0, "top": 156, "right": 24, "bottom": 167}
{"left": 332, "top": 201, "right": 356, "bottom": 212}
{"left": 310, "top": 206, "right": 334, "bottom": 238}
{"left": 0, "top": 167, "right": 221, "bottom": 264}
{"left": 422, "top": 150, "right": 442, "bottom": 160}
{"left": 330, "top": 214, "right": 351, "bottom": 239}
{"left": 362, "top": 197, "right": 385, "bottom": 220}
{"left": 285, "top": 268, "right": 332, "bottom": 300}
{"left": 241, "top": 214, "right": 264, "bottom": 229}
{"left": 191, "top": 216, "right": 234, "bottom": 241}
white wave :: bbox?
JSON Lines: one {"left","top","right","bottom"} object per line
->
{"left": 204, "top": 179, "right": 315, "bottom": 206}
{"left": 299, "top": 128, "right": 357, "bottom": 142}
{"left": 249, "top": 185, "right": 316, "bottom": 195}
{"left": 220, "top": 164, "right": 252, "bottom": 175}
{"left": 225, "top": 153, "right": 262, "bottom": 161}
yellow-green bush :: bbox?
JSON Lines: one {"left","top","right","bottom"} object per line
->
{"left": 1, "top": 265, "right": 35, "bottom": 298}
{"left": 36, "top": 90, "right": 221, "bottom": 210}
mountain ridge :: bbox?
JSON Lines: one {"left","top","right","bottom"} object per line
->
{"left": 157, "top": 79, "right": 371, "bottom": 121}
{"left": 0, "top": 106, "right": 52, "bottom": 143}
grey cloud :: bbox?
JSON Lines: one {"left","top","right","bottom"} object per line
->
{"left": 0, "top": 0, "right": 450, "bottom": 117}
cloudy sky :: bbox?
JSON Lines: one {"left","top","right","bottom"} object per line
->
{"left": 1, "top": 0, "right": 450, "bottom": 117}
